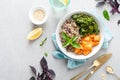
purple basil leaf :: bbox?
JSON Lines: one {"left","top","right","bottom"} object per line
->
{"left": 37, "top": 73, "right": 44, "bottom": 80}
{"left": 111, "top": 8, "right": 117, "bottom": 14}
{"left": 40, "top": 57, "right": 48, "bottom": 72}
{"left": 44, "top": 76, "right": 52, "bottom": 80}
{"left": 40, "top": 73, "right": 45, "bottom": 80}
{"left": 37, "top": 76, "right": 41, "bottom": 80}
{"left": 114, "top": 0, "right": 119, "bottom": 8}
{"left": 113, "top": 0, "right": 120, "bottom": 12}
{"left": 96, "top": 1, "right": 105, "bottom": 7}
{"left": 29, "top": 76, "right": 35, "bottom": 80}
{"left": 104, "top": 0, "right": 107, "bottom": 2}
{"left": 109, "top": 0, "right": 116, "bottom": 8}
{"left": 117, "top": 19, "right": 120, "bottom": 25}
{"left": 47, "top": 69, "right": 56, "bottom": 79}
{"left": 30, "top": 65, "right": 37, "bottom": 75}
{"left": 110, "top": 8, "right": 120, "bottom": 14}
{"left": 37, "top": 72, "right": 41, "bottom": 77}
{"left": 109, "top": 0, "right": 120, "bottom": 14}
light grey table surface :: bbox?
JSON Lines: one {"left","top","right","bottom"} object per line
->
{"left": 0, "top": 0, "right": 120, "bottom": 80}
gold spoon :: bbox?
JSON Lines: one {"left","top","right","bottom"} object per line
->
{"left": 71, "top": 60, "right": 100, "bottom": 80}
{"left": 106, "top": 66, "right": 120, "bottom": 80}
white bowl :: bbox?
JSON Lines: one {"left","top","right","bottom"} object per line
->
{"left": 29, "top": 6, "right": 48, "bottom": 25}
{"left": 56, "top": 10, "right": 104, "bottom": 60}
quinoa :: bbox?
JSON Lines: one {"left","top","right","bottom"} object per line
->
{"left": 61, "top": 19, "right": 80, "bottom": 38}
{"left": 60, "top": 19, "right": 81, "bottom": 52}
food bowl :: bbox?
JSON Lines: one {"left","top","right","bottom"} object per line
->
{"left": 56, "top": 10, "right": 104, "bottom": 60}
{"left": 29, "top": 6, "right": 48, "bottom": 25}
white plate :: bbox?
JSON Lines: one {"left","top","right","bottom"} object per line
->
{"left": 56, "top": 10, "right": 104, "bottom": 60}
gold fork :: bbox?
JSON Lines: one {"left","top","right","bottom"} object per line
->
{"left": 71, "top": 60, "right": 100, "bottom": 80}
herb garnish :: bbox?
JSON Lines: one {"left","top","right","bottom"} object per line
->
{"left": 30, "top": 65, "right": 37, "bottom": 75}
{"left": 29, "top": 76, "right": 35, "bottom": 80}
{"left": 96, "top": 0, "right": 120, "bottom": 14}
{"left": 96, "top": 0, "right": 120, "bottom": 25}
{"left": 103, "top": 10, "right": 110, "bottom": 21}
{"left": 61, "top": 32, "right": 80, "bottom": 48}
{"left": 29, "top": 57, "right": 56, "bottom": 80}
{"left": 44, "top": 52, "right": 48, "bottom": 57}
{"left": 117, "top": 19, "right": 120, "bottom": 25}
{"left": 40, "top": 37, "right": 47, "bottom": 46}
{"left": 96, "top": 1, "right": 105, "bottom": 7}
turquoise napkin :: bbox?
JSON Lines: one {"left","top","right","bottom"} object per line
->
{"left": 51, "top": 11, "right": 113, "bottom": 69}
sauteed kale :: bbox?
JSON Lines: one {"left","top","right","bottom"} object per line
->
{"left": 72, "top": 13, "right": 99, "bottom": 37}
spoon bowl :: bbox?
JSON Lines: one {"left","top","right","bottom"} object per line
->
{"left": 105, "top": 66, "right": 120, "bottom": 80}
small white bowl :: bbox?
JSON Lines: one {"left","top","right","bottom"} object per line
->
{"left": 29, "top": 6, "right": 48, "bottom": 25}
{"left": 56, "top": 10, "right": 105, "bottom": 60}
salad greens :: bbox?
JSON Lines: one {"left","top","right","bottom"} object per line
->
{"left": 61, "top": 32, "right": 80, "bottom": 48}
{"left": 72, "top": 13, "right": 99, "bottom": 36}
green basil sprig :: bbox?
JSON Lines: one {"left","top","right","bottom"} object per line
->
{"left": 61, "top": 32, "right": 80, "bottom": 48}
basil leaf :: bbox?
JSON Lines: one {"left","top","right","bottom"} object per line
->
{"left": 44, "top": 52, "right": 48, "bottom": 57}
{"left": 37, "top": 72, "right": 44, "bottom": 80}
{"left": 29, "top": 65, "right": 37, "bottom": 75}
{"left": 96, "top": 1, "right": 105, "bottom": 7}
{"left": 29, "top": 76, "right": 35, "bottom": 80}
{"left": 117, "top": 19, "right": 120, "bottom": 26}
{"left": 29, "top": 57, "right": 56, "bottom": 80}
{"left": 62, "top": 42, "right": 70, "bottom": 47}
{"left": 71, "top": 36, "right": 77, "bottom": 42}
{"left": 71, "top": 42, "right": 80, "bottom": 48}
{"left": 61, "top": 32, "right": 68, "bottom": 40}
{"left": 103, "top": 10, "right": 110, "bottom": 21}
{"left": 61, "top": 32, "right": 81, "bottom": 48}
{"left": 47, "top": 69, "right": 56, "bottom": 79}
{"left": 109, "top": 0, "right": 120, "bottom": 14}
{"left": 40, "top": 37, "right": 47, "bottom": 46}
{"left": 40, "top": 57, "right": 48, "bottom": 72}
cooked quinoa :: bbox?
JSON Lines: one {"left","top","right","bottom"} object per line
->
{"left": 60, "top": 19, "right": 81, "bottom": 52}
{"left": 61, "top": 19, "right": 80, "bottom": 38}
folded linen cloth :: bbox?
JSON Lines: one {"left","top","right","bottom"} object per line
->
{"left": 51, "top": 12, "right": 113, "bottom": 69}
